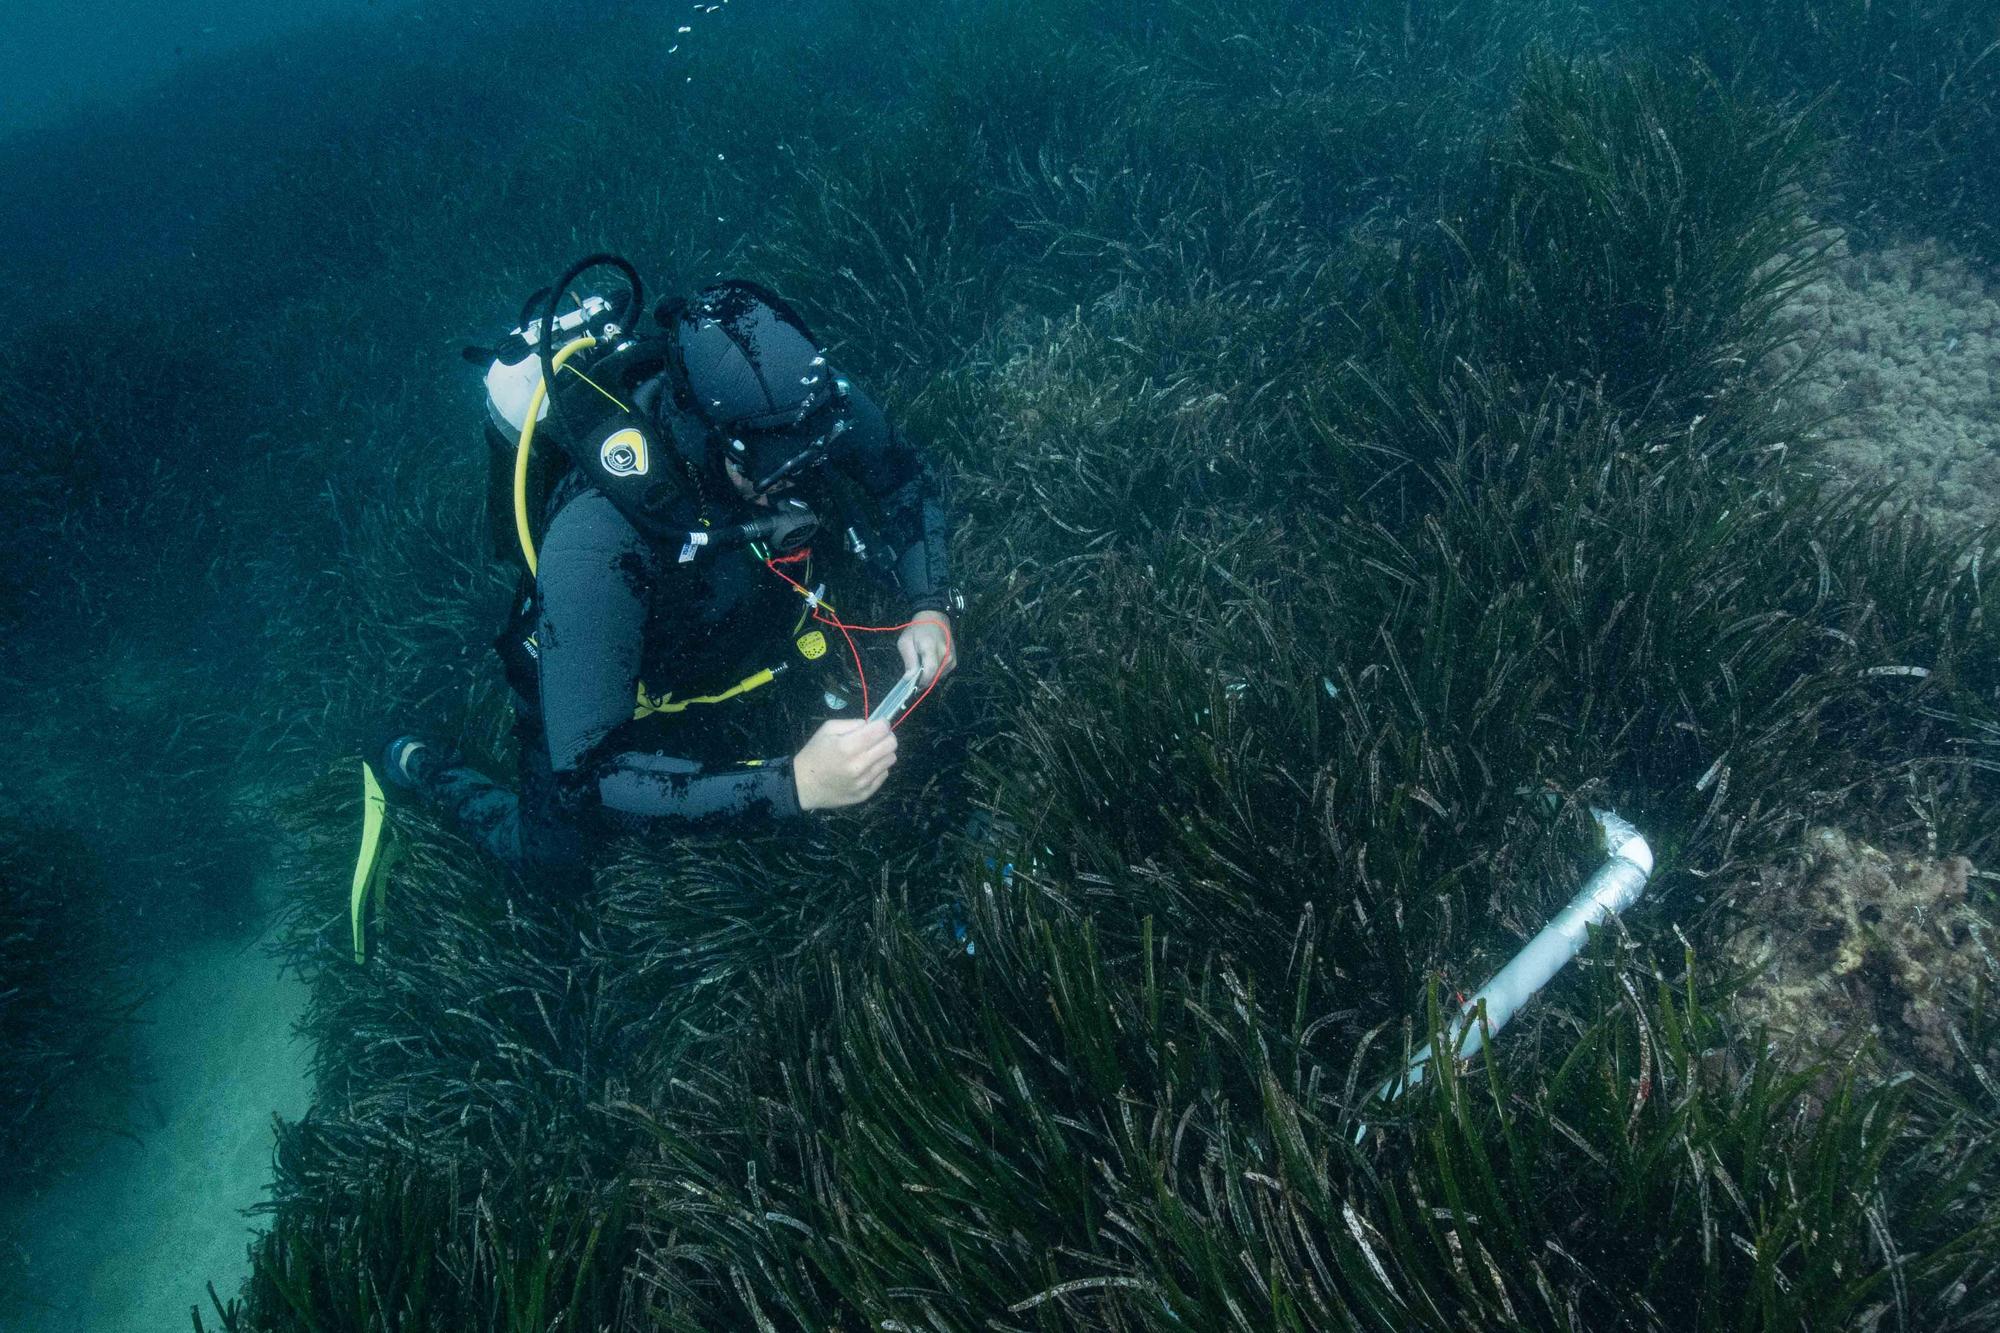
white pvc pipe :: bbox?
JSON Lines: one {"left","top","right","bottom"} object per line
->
{"left": 1355, "top": 809, "right": 1653, "bottom": 1140}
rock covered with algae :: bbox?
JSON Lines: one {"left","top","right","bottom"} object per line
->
{"left": 1728, "top": 827, "right": 1994, "bottom": 1073}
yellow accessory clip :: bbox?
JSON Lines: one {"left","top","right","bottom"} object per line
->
{"left": 633, "top": 668, "right": 779, "bottom": 718}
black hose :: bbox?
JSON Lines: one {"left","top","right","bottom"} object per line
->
{"left": 536, "top": 254, "right": 645, "bottom": 439}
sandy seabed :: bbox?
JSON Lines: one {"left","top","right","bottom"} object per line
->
{"left": 1788, "top": 235, "right": 2000, "bottom": 532}
{"left": 0, "top": 869, "right": 309, "bottom": 1333}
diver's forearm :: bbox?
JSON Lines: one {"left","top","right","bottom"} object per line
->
{"left": 591, "top": 751, "right": 804, "bottom": 829}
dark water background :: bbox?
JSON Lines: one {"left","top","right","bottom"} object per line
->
{"left": 0, "top": 0, "right": 426, "bottom": 131}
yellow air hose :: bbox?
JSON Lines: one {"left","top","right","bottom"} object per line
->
{"left": 514, "top": 334, "right": 598, "bottom": 575}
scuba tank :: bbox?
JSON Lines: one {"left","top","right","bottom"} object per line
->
{"left": 470, "top": 255, "right": 687, "bottom": 569}
{"left": 473, "top": 286, "right": 626, "bottom": 562}
{"left": 482, "top": 291, "right": 618, "bottom": 436}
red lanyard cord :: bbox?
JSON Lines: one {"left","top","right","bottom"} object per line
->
{"left": 763, "top": 554, "right": 953, "bottom": 727}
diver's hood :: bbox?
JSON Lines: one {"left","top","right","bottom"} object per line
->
{"left": 664, "top": 281, "right": 850, "bottom": 494}
{"left": 674, "top": 289, "right": 834, "bottom": 432}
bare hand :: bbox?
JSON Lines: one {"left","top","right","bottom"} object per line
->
{"left": 897, "top": 612, "right": 956, "bottom": 687}
{"left": 793, "top": 718, "right": 898, "bottom": 812}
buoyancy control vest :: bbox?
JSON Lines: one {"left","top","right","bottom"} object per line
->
{"left": 471, "top": 255, "right": 833, "bottom": 721}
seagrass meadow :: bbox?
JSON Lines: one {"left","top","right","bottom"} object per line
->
{"left": 3, "top": 0, "right": 2000, "bottom": 1328}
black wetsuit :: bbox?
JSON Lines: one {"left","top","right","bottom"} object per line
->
{"left": 427, "top": 371, "right": 950, "bottom": 885}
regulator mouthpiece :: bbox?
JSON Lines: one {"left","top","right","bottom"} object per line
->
{"left": 743, "top": 497, "right": 820, "bottom": 554}
{"left": 677, "top": 497, "right": 820, "bottom": 565}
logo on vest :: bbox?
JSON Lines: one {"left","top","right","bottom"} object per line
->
{"left": 600, "top": 428, "right": 650, "bottom": 477}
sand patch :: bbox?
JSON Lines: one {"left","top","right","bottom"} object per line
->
{"left": 0, "top": 870, "right": 309, "bottom": 1333}
{"left": 1783, "top": 237, "right": 2000, "bottom": 532}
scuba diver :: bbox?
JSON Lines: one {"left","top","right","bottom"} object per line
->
{"left": 365, "top": 256, "right": 958, "bottom": 907}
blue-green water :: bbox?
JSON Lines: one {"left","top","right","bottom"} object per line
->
{"left": 1, "top": 0, "right": 1996, "bottom": 1327}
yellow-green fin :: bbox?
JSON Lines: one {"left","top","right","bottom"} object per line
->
{"left": 351, "top": 760, "right": 397, "bottom": 964}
